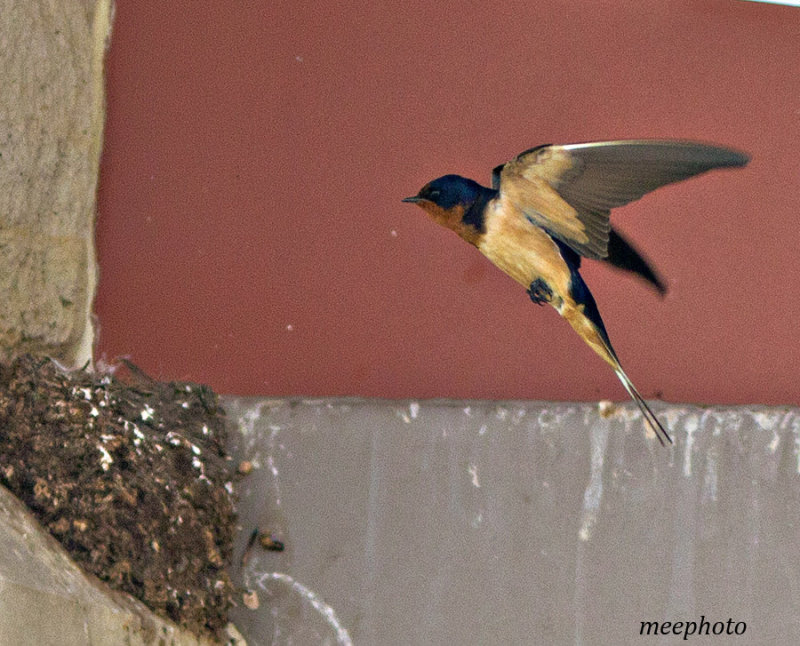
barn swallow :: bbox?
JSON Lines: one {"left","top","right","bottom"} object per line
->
{"left": 403, "top": 140, "right": 749, "bottom": 445}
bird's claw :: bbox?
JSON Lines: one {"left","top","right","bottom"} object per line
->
{"left": 527, "top": 278, "right": 553, "bottom": 306}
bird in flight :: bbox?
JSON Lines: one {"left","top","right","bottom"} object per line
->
{"left": 403, "top": 140, "right": 749, "bottom": 445}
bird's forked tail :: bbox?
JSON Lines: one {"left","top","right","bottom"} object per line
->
{"left": 612, "top": 363, "right": 672, "bottom": 446}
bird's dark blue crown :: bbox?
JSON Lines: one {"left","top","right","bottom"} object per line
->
{"left": 419, "top": 174, "right": 487, "bottom": 209}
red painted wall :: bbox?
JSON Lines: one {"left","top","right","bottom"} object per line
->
{"left": 96, "top": 1, "right": 800, "bottom": 404}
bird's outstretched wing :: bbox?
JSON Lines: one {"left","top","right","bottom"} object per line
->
{"left": 492, "top": 140, "right": 749, "bottom": 259}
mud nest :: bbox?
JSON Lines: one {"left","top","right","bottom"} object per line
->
{"left": 0, "top": 354, "right": 237, "bottom": 637}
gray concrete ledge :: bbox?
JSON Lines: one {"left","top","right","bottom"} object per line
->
{"left": 223, "top": 398, "right": 800, "bottom": 645}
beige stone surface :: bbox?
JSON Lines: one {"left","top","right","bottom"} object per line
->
{"left": 0, "top": 0, "right": 112, "bottom": 366}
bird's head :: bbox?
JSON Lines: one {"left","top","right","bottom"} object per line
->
{"left": 402, "top": 175, "right": 489, "bottom": 244}
{"left": 403, "top": 174, "right": 483, "bottom": 210}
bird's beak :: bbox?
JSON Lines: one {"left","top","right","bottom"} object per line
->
{"left": 402, "top": 195, "right": 422, "bottom": 203}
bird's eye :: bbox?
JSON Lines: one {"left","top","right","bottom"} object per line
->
{"left": 428, "top": 189, "right": 440, "bottom": 199}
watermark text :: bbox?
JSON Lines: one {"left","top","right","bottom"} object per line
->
{"left": 640, "top": 616, "right": 746, "bottom": 640}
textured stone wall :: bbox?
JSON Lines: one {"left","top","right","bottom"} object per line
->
{"left": 0, "top": 0, "right": 112, "bottom": 366}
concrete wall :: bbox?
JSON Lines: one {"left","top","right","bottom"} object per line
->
{"left": 225, "top": 398, "right": 800, "bottom": 645}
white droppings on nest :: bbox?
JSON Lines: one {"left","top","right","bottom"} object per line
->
{"left": 140, "top": 404, "right": 154, "bottom": 422}
{"left": 192, "top": 456, "right": 211, "bottom": 483}
{"left": 97, "top": 445, "right": 113, "bottom": 471}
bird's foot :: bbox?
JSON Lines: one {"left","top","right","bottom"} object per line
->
{"left": 527, "top": 278, "right": 553, "bottom": 306}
